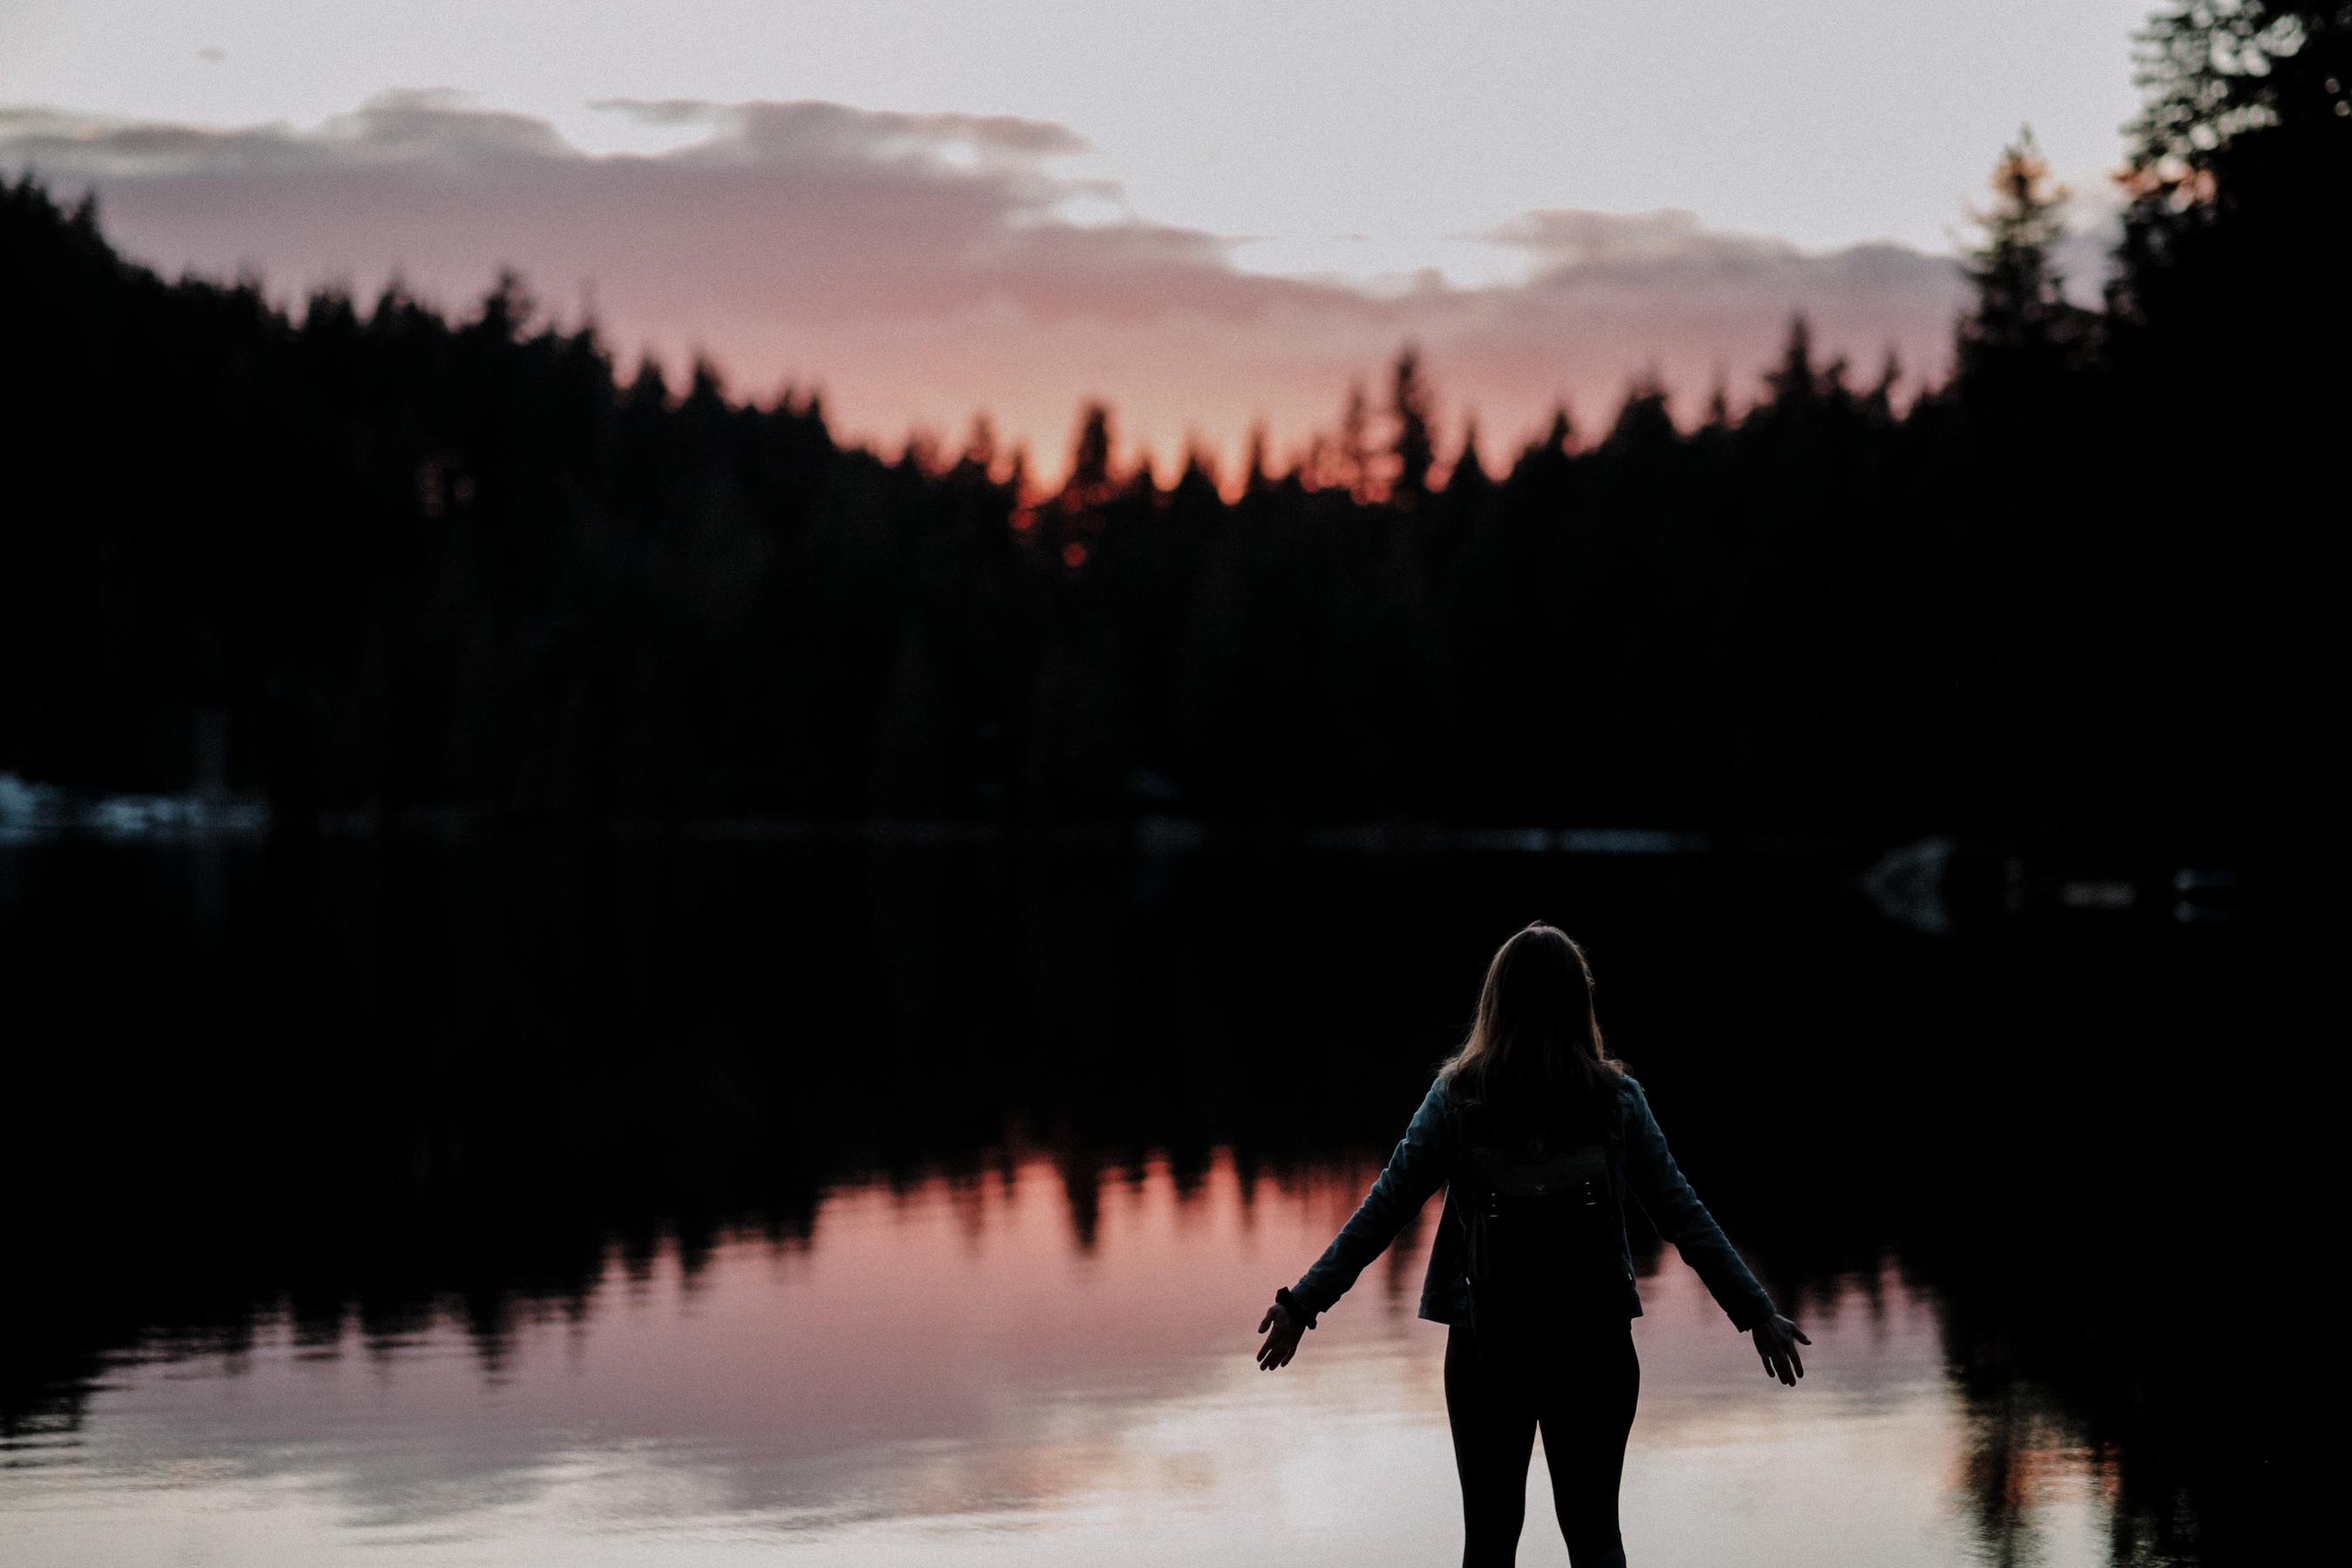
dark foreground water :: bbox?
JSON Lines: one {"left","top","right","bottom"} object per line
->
{"left": 0, "top": 835, "right": 2280, "bottom": 1565}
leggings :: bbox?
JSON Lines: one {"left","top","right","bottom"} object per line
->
{"left": 1444, "top": 1317, "right": 1640, "bottom": 1568}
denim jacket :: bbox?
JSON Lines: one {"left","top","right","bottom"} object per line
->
{"left": 1288, "top": 1071, "right": 1778, "bottom": 1333}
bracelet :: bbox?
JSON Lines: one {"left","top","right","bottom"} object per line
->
{"left": 1274, "top": 1287, "right": 1318, "bottom": 1330}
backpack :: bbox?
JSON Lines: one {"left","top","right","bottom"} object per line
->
{"left": 1455, "top": 1127, "right": 1622, "bottom": 1367}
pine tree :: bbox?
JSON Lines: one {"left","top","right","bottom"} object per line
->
{"left": 1445, "top": 413, "right": 1490, "bottom": 496}
{"left": 1701, "top": 368, "right": 1734, "bottom": 431}
{"left": 1241, "top": 421, "right": 1274, "bottom": 497}
{"left": 2112, "top": 1, "right": 2349, "bottom": 346}
{"left": 956, "top": 412, "right": 998, "bottom": 483}
{"left": 1762, "top": 314, "right": 1819, "bottom": 409}
{"left": 1388, "top": 341, "right": 1437, "bottom": 507}
{"left": 1956, "top": 127, "right": 2088, "bottom": 391}
{"left": 1336, "top": 381, "right": 1372, "bottom": 501}
{"left": 1064, "top": 401, "right": 1116, "bottom": 510}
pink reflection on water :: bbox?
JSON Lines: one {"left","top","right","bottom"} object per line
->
{"left": 2, "top": 1152, "right": 2127, "bottom": 1567}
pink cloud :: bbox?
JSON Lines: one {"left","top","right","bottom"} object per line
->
{"left": 3, "top": 91, "right": 1974, "bottom": 490}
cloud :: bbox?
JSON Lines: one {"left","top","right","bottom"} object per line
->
{"left": 1465, "top": 206, "right": 1797, "bottom": 273}
{"left": 3, "top": 91, "right": 1980, "bottom": 484}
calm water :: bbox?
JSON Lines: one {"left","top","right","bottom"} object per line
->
{"left": 0, "top": 836, "right": 2277, "bottom": 1565}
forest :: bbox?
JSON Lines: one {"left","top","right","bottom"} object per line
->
{"left": 1, "top": 2, "right": 2338, "bottom": 849}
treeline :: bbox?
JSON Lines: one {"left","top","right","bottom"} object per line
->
{"left": 1, "top": 3, "right": 2337, "bottom": 845}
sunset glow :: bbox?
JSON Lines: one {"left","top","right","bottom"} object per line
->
{"left": 0, "top": 1, "right": 2153, "bottom": 488}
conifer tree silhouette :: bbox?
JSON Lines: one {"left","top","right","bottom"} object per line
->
{"left": 1388, "top": 341, "right": 1437, "bottom": 507}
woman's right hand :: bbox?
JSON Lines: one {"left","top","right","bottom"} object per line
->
{"left": 1255, "top": 1301, "right": 1306, "bottom": 1370}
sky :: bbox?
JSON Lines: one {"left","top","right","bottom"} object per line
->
{"left": 0, "top": 1, "right": 2159, "bottom": 486}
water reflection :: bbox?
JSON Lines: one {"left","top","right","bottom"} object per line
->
{"left": 3, "top": 1154, "right": 2139, "bottom": 1567}
{"left": 0, "top": 837, "right": 2281, "bottom": 1564}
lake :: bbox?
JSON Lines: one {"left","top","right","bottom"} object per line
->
{"left": 0, "top": 833, "right": 2277, "bottom": 1565}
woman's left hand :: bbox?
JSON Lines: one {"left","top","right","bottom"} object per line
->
{"left": 1752, "top": 1313, "right": 1811, "bottom": 1386}
{"left": 1255, "top": 1301, "right": 1306, "bottom": 1370}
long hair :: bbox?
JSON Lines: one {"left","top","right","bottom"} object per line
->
{"left": 1437, "top": 923, "right": 1625, "bottom": 1141}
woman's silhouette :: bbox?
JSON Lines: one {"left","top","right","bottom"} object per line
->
{"left": 1253, "top": 923, "right": 1808, "bottom": 1567}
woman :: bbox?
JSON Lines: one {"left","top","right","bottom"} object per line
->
{"left": 1252, "top": 923, "right": 1808, "bottom": 1568}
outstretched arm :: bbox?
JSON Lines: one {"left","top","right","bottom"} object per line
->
{"left": 1255, "top": 1078, "right": 1455, "bottom": 1369}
